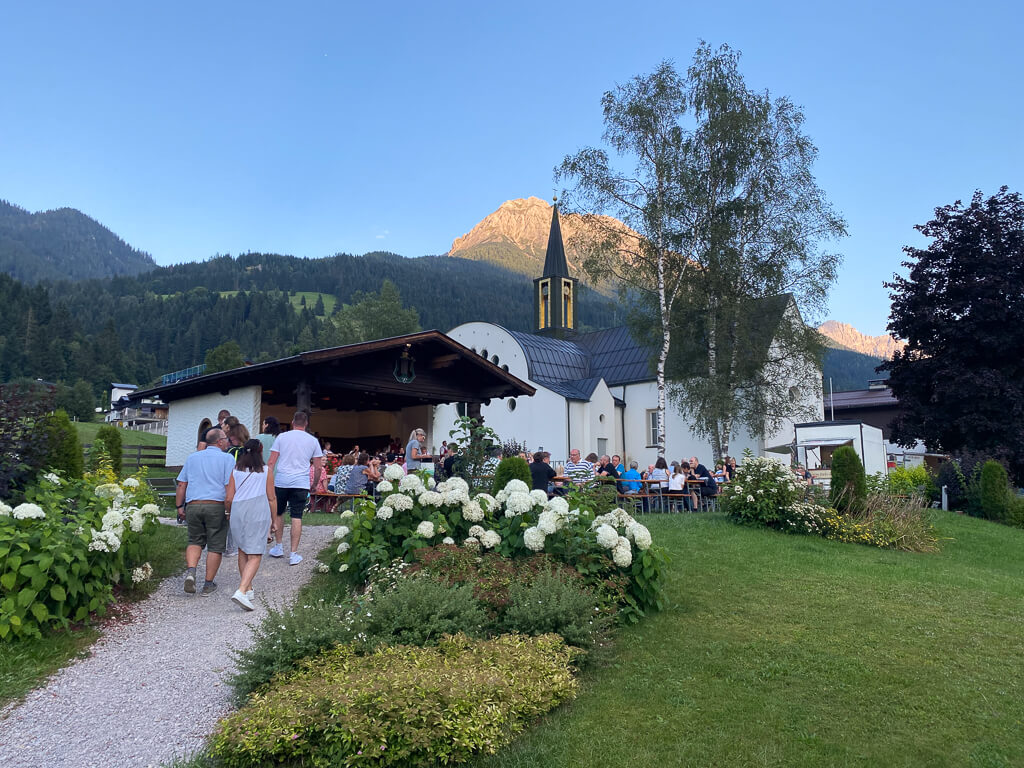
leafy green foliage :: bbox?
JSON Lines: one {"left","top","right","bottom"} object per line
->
{"left": 502, "top": 572, "right": 608, "bottom": 649}
{"left": 491, "top": 456, "right": 531, "bottom": 495}
{"left": 321, "top": 279, "right": 420, "bottom": 347}
{"left": 93, "top": 425, "right": 123, "bottom": 478}
{"left": 204, "top": 340, "right": 245, "bottom": 373}
{"left": 830, "top": 445, "right": 867, "bottom": 513}
{"left": 885, "top": 464, "right": 937, "bottom": 500}
{"left": 447, "top": 416, "right": 500, "bottom": 490}
{"left": 882, "top": 187, "right": 1024, "bottom": 479}
{"left": 721, "top": 451, "right": 805, "bottom": 527}
{"left": 43, "top": 410, "right": 83, "bottom": 480}
{"left": 979, "top": 460, "right": 1012, "bottom": 521}
{"left": 0, "top": 380, "right": 53, "bottom": 498}
{"left": 212, "top": 633, "right": 579, "bottom": 768}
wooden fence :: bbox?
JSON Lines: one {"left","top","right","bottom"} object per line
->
{"left": 83, "top": 443, "right": 166, "bottom": 471}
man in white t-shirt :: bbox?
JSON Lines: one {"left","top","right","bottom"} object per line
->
{"left": 267, "top": 411, "right": 323, "bottom": 565}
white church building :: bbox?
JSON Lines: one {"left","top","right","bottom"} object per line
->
{"left": 433, "top": 205, "right": 823, "bottom": 466}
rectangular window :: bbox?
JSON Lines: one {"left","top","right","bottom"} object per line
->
{"left": 646, "top": 409, "right": 660, "bottom": 447}
{"left": 597, "top": 437, "right": 607, "bottom": 457}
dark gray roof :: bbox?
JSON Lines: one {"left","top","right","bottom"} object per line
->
{"left": 541, "top": 204, "right": 571, "bottom": 278}
{"left": 506, "top": 329, "right": 591, "bottom": 381}
{"left": 535, "top": 376, "right": 602, "bottom": 401}
{"left": 506, "top": 325, "right": 655, "bottom": 388}
{"left": 576, "top": 326, "right": 654, "bottom": 386}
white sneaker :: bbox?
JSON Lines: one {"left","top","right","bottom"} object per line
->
{"left": 231, "top": 590, "right": 254, "bottom": 611}
{"left": 246, "top": 589, "right": 254, "bottom": 601}
{"left": 289, "top": 552, "right": 303, "bottom": 566}
{"left": 268, "top": 544, "right": 284, "bottom": 558}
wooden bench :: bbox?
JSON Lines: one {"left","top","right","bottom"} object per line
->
{"left": 147, "top": 477, "right": 177, "bottom": 500}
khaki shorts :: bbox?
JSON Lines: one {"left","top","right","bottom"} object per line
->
{"left": 185, "top": 501, "right": 228, "bottom": 553}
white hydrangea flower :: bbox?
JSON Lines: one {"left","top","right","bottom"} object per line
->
{"left": 399, "top": 474, "right": 424, "bottom": 494}
{"left": 747, "top": 495, "right": 755, "bottom": 503}
{"left": 463, "top": 536, "right": 482, "bottom": 551}
{"left": 479, "top": 529, "right": 501, "bottom": 549}
{"left": 339, "top": 509, "right": 355, "bottom": 520}
{"left": 94, "top": 484, "right": 124, "bottom": 499}
{"left": 338, "top": 563, "right": 349, "bottom": 573}
{"left": 383, "top": 463, "right": 405, "bottom": 482}
{"left": 537, "top": 510, "right": 560, "bottom": 535}
{"left": 626, "top": 522, "right": 652, "bottom": 551}
{"left": 445, "top": 476, "right": 470, "bottom": 494}
{"left": 375, "top": 480, "right": 394, "bottom": 494}
{"left": 473, "top": 493, "right": 496, "bottom": 512}
{"left": 418, "top": 490, "right": 444, "bottom": 508}
{"left": 612, "top": 536, "right": 633, "bottom": 568}
{"left": 502, "top": 479, "right": 529, "bottom": 494}
{"left": 543, "top": 496, "right": 569, "bottom": 516}
{"left": 141, "top": 504, "right": 159, "bottom": 517}
{"left": 462, "top": 500, "right": 484, "bottom": 522}
{"left": 317, "top": 562, "right": 331, "bottom": 573}
{"left": 595, "top": 524, "right": 619, "bottom": 550}
{"left": 611, "top": 508, "right": 635, "bottom": 527}
{"left": 468, "top": 524, "right": 486, "bottom": 538}
{"left": 504, "top": 491, "right": 534, "bottom": 517}
{"left": 13, "top": 503, "right": 46, "bottom": 520}
{"left": 44, "top": 472, "right": 62, "bottom": 485}
{"left": 101, "top": 509, "right": 126, "bottom": 531}
{"left": 88, "top": 528, "right": 121, "bottom": 553}
{"left": 333, "top": 525, "right": 351, "bottom": 540}
{"left": 375, "top": 506, "right": 394, "bottom": 521}
{"left": 131, "top": 562, "right": 153, "bottom": 583}
{"left": 121, "top": 477, "right": 140, "bottom": 489}
{"left": 385, "top": 493, "right": 414, "bottom": 512}
{"left": 415, "top": 520, "right": 435, "bottom": 538}
{"left": 128, "top": 509, "right": 147, "bottom": 532}
{"left": 0, "top": 501, "right": 11, "bottom": 516}
{"left": 336, "top": 541, "right": 350, "bottom": 554}
{"left": 443, "top": 488, "right": 471, "bottom": 507}
{"left": 529, "top": 489, "right": 549, "bottom": 505}
{"left": 494, "top": 488, "right": 510, "bottom": 505}
{"left": 442, "top": 536, "right": 455, "bottom": 545}
{"left": 523, "top": 526, "right": 546, "bottom": 552}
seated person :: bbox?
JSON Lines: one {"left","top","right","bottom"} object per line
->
{"left": 530, "top": 451, "right": 557, "bottom": 493}
{"left": 714, "top": 462, "right": 728, "bottom": 481}
{"left": 328, "top": 453, "right": 356, "bottom": 492}
{"left": 620, "top": 461, "right": 642, "bottom": 493}
{"left": 344, "top": 452, "right": 381, "bottom": 496}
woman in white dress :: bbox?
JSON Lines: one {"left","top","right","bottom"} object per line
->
{"left": 225, "top": 439, "right": 276, "bottom": 611}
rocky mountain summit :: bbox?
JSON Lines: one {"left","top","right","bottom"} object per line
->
{"left": 818, "top": 320, "right": 905, "bottom": 359}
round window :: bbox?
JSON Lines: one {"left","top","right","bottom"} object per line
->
{"left": 599, "top": 413, "right": 605, "bottom": 423}
{"left": 507, "top": 399, "right": 517, "bottom": 412}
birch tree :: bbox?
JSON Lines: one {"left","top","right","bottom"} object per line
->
{"left": 559, "top": 44, "right": 845, "bottom": 460}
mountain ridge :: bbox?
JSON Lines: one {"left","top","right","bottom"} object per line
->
{"left": 818, "top": 320, "right": 904, "bottom": 359}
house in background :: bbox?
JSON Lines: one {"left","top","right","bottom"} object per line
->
{"left": 433, "top": 204, "right": 824, "bottom": 465}
{"left": 107, "top": 382, "right": 168, "bottom": 434}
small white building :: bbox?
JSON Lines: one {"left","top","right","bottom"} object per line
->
{"left": 794, "top": 421, "right": 888, "bottom": 483}
{"left": 433, "top": 205, "right": 823, "bottom": 466}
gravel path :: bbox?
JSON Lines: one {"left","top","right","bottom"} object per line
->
{"left": 0, "top": 524, "right": 336, "bottom": 768}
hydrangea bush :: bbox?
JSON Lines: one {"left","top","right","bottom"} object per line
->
{"left": 332, "top": 474, "right": 668, "bottom": 622}
{"left": 0, "top": 469, "right": 160, "bottom": 639}
{"left": 720, "top": 451, "right": 804, "bottom": 527}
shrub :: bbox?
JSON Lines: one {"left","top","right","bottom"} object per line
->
{"left": 0, "top": 381, "right": 54, "bottom": 499}
{"left": 886, "top": 464, "right": 937, "bottom": 501}
{"left": 43, "top": 410, "right": 83, "bottom": 480}
{"left": 211, "top": 633, "right": 578, "bottom": 768}
{"left": 353, "top": 575, "right": 488, "bottom": 649}
{"left": 935, "top": 459, "right": 967, "bottom": 509}
{"left": 978, "top": 460, "right": 1012, "bottom": 521}
{"left": 721, "top": 451, "right": 804, "bottom": 527}
{"left": 491, "top": 456, "right": 532, "bottom": 495}
{"left": 94, "top": 425, "right": 123, "bottom": 478}
{"left": 830, "top": 445, "right": 867, "bottom": 513}
{"left": 502, "top": 571, "right": 608, "bottom": 649}
{"left": 0, "top": 471, "right": 161, "bottom": 639}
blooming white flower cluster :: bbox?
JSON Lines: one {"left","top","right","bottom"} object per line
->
{"left": 121, "top": 477, "right": 140, "bottom": 489}
{"left": 529, "top": 489, "right": 549, "bottom": 505}
{"left": 537, "top": 510, "right": 561, "bottom": 535}
{"left": 131, "top": 562, "right": 153, "bottom": 583}
{"left": 473, "top": 493, "right": 496, "bottom": 513}
{"left": 88, "top": 528, "right": 121, "bottom": 553}
{"left": 595, "top": 524, "right": 619, "bottom": 550}
{"left": 437, "top": 476, "right": 470, "bottom": 495}
{"left": 415, "top": 520, "right": 435, "bottom": 538}
{"left": 384, "top": 493, "right": 414, "bottom": 512}
{"left": 0, "top": 501, "right": 12, "bottom": 516}
{"left": 340, "top": 509, "right": 355, "bottom": 521}
{"left": 317, "top": 562, "right": 331, "bottom": 573}
{"left": 333, "top": 525, "right": 351, "bottom": 540}
{"left": 523, "top": 526, "right": 546, "bottom": 552}
{"left": 442, "top": 536, "right": 455, "bottom": 545}
{"left": 626, "top": 521, "right": 652, "bottom": 551}
{"left": 399, "top": 474, "right": 424, "bottom": 494}
{"left": 503, "top": 479, "right": 529, "bottom": 494}
{"left": 468, "top": 524, "right": 486, "bottom": 538}
{"left": 463, "top": 536, "right": 481, "bottom": 551}
{"left": 94, "top": 483, "right": 124, "bottom": 499}
{"left": 612, "top": 536, "right": 633, "bottom": 568}
{"left": 504, "top": 491, "right": 534, "bottom": 517}
{"left": 479, "top": 529, "right": 501, "bottom": 549}
{"left": 462, "top": 500, "right": 484, "bottom": 522}
{"left": 383, "top": 463, "right": 405, "bottom": 482}
{"left": 13, "top": 503, "right": 46, "bottom": 520}
{"left": 43, "top": 472, "right": 62, "bottom": 485}
{"left": 102, "top": 509, "right": 125, "bottom": 532}
{"left": 375, "top": 480, "right": 394, "bottom": 494}
{"left": 337, "top": 541, "right": 351, "bottom": 554}
{"left": 375, "top": 506, "right": 394, "bottom": 521}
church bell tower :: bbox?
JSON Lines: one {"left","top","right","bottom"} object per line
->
{"left": 534, "top": 200, "right": 577, "bottom": 338}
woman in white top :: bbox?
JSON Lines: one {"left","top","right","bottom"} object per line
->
{"left": 225, "top": 439, "right": 277, "bottom": 611}
{"left": 668, "top": 462, "right": 688, "bottom": 512}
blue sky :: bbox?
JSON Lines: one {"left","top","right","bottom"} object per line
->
{"left": 1, "top": 1, "right": 1020, "bottom": 336}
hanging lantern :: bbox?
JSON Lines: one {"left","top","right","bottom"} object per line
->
{"left": 394, "top": 346, "right": 416, "bottom": 384}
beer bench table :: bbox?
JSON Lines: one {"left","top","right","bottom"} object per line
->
{"left": 309, "top": 491, "right": 368, "bottom": 514}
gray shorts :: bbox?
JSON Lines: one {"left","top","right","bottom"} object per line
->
{"left": 185, "top": 501, "right": 228, "bottom": 553}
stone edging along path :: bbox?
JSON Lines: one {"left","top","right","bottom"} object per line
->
{"left": 0, "top": 524, "right": 336, "bottom": 768}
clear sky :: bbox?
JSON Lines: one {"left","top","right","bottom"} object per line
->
{"left": 1, "top": 1, "right": 1020, "bottom": 336}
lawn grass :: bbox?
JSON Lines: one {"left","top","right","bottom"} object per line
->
{"left": 474, "top": 511, "right": 1024, "bottom": 768}
{"left": 75, "top": 421, "right": 168, "bottom": 448}
{"left": 0, "top": 523, "right": 186, "bottom": 710}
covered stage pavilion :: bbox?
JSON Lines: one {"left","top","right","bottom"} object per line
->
{"left": 133, "top": 331, "right": 536, "bottom": 467}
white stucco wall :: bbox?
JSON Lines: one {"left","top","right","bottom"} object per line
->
{"left": 166, "top": 385, "right": 262, "bottom": 466}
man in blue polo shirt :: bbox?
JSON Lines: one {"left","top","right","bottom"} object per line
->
{"left": 175, "top": 427, "right": 235, "bottom": 595}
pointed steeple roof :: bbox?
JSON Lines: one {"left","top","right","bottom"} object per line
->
{"left": 542, "top": 202, "right": 571, "bottom": 278}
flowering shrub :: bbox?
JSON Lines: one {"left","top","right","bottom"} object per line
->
{"left": 331, "top": 475, "right": 668, "bottom": 622}
{"left": 0, "top": 469, "right": 160, "bottom": 639}
{"left": 721, "top": 451, "right": 804, "bottom": 527}
{"left": 212, "top": 633, "right": 578, "bottom": 768}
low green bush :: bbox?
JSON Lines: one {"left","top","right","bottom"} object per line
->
{"left": 93, "top": 425, "right": 123, "bottom": 478}
{"left": 830, "top": 445, "right": 867, "bottom": 513}
{"left": 502, "top": 571, "right": 608, "bottom": 649}
{"left": 886, "top": 464, "right": 937, "bottom": 500}
{"left": 978, "top": 460, "right": 1011, "bottom": 521}
{"left": 490, "top": 456, "right": 531, "bottom": 495}
{"left": 353, "top": 575, "right": 488, "bottom": 649}
{"left": 721, "top": 451, "right": 805, "bottom": 527}
{"left": 211, "top": 633, "right": 579, "bottom": 768}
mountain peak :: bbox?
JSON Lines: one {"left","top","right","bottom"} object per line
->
{"left": 819, "top": 320, "right": 905, "bottom": 359}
